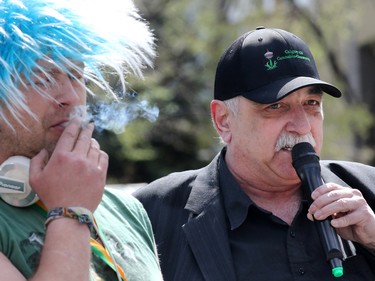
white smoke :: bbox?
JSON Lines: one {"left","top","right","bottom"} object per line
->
{"left": 69, "top": 97, "right": 159, "bottom": 134}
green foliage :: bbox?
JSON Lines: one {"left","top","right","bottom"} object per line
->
{"left": 322, "top": 96, "right": 374, "bottom": 162}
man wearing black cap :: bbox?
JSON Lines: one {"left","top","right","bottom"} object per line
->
{"left": 134, "top": 27, "right": 375, "bottom": 281}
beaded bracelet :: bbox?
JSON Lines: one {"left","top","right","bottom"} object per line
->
{"left": 45, "top": 207, "right": 95, "bottom": 232}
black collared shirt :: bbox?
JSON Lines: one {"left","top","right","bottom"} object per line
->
{"left": 218, "top": 151, "right": 375, "bottom": 281}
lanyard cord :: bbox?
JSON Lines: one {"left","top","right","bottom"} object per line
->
{"left": 91, "top": 221, "right": 128, "bottom": 281}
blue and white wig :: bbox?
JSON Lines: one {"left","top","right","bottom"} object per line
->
{"left": 0, "top": 0, "right": 155, "bottom": 127}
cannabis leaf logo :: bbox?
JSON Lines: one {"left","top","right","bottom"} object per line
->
{"left": 264, "top": 50, "right": 277, "bottom": 70}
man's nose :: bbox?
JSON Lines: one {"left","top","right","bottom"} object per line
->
{"left": 55, "top": 76, "right": 83, "bottom": 108}
{"left": 285, "top": 106, "right": 312, "bottom": 135}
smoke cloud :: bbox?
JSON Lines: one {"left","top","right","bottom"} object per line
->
{"left": 70, "top": 96, "right": 159, "bottom": 134}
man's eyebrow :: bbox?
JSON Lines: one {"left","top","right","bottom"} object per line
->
{"left": 30, "top": 65, "right": 61, "bottom": 76}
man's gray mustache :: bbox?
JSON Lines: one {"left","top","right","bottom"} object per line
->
{"left": 275, "top": 133, "right": 316, "bottom": 151}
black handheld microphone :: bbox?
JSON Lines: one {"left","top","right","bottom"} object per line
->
{"left": 292, "top": 142, "right": 344, "bottom": 278}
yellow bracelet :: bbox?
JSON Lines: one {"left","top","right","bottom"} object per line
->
{"left": 45, "top": 207, "right": 94, "bottom": 232}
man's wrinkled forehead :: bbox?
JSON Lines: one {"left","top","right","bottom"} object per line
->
{"left": 34, "top": 59, "right": 85, "bottom": 73}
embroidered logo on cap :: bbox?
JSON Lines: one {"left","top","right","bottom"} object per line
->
{"left": 265, "top": 49, "right": 311, "bottom": 71}
{"left": 279, "top": 49, "right": 310, "bottom": 62}
{"left": 264, "top": 50, "right": 277, "bottom": 70}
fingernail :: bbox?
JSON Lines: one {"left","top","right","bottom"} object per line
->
{"left": 307, "top": 212, "right": 314, "bottom": 221}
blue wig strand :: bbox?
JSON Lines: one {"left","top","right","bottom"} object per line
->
{"left": 0, "top": 0, "right": 155, "bottom": 127}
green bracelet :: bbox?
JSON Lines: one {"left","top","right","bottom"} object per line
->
{"left": 45, "top": 207, "right": 95, "bottom": 232}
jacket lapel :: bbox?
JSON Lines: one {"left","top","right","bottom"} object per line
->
{"left": 321, "top": 162, "right": 351, "bottom": 186}
{"left": 182, "top": 154, "right": 236, "bottom": 281}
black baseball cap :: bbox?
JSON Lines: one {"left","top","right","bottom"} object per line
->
{"left": 214, "top": 27, "right": 342, "bottom": 103}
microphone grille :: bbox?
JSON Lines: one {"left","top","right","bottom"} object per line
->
{"left": 291, "top": 142, "right": 320, "bottom": 168}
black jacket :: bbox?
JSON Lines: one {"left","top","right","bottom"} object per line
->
{"left": 134, "top": 153, "right": 375, "bottom": 281}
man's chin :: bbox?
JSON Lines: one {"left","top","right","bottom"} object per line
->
{"left": 44, "top": 137, "right": 59, "bottom": 156}
{"left": 45, "top": 143, "right": 57, "bottom": 155}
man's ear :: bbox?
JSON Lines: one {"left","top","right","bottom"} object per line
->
{"left": 210, "top": 100, "right": 232, "bottom": 143}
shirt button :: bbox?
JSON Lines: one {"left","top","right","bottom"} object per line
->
{"left": 290, "top": 230, "right": 296, "bottom": 237}
{"left": 299, "top": 267, "right": 306, "bottom": 275}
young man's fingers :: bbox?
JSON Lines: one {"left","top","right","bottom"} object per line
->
{"left": 53, "top": 118, "right": 82, "bottom": 152}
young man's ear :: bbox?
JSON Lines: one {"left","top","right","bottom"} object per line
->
{"left": 210, "top": 100, "right": 232, "bottom": 143}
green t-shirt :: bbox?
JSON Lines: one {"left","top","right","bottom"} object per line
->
{"left": 0, "top": 187, "right": 163, "bottom": 281}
